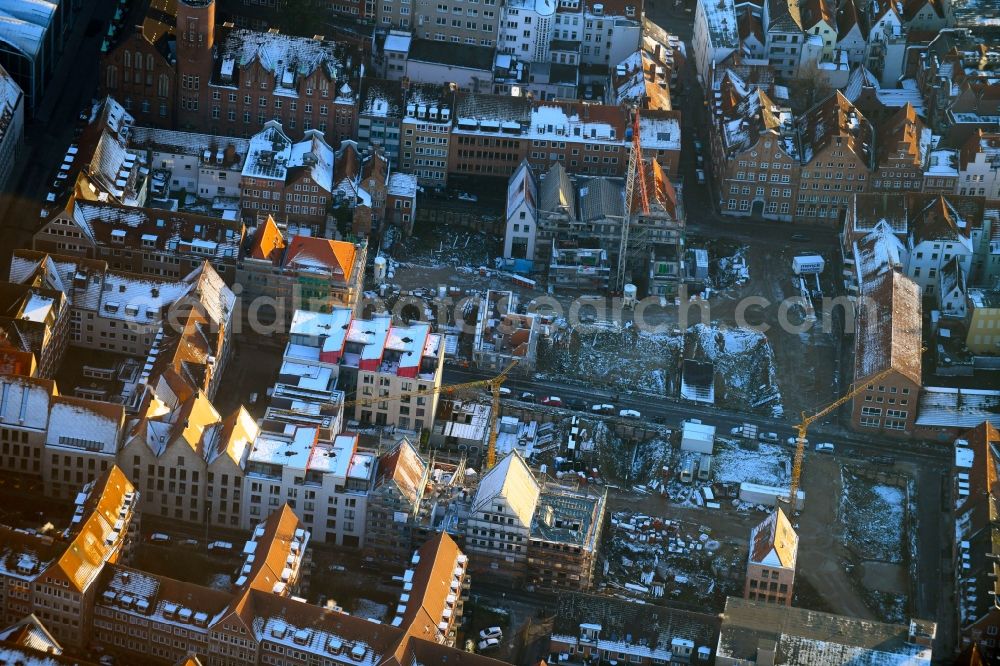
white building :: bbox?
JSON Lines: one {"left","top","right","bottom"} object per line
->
{"left": 957, "top": 131, "right": 1000, "bottom": 201}
{"left": 128, "top": 126, "right": 249, "bottom": 202}
{"left": 243, "top": 428, "right": 374, "bottom": 547}
{"left": 692, "top": 0, "right": 739, "bottom": 79}
{"left": 580, "top": 8, "right": 641, "bottom": 67}
{"left": 504, "top": 160, "right": 538, "bottom": 261}
{"left": 866, "top": 4, "right": 906, "bottom": 87}
{"left": 0, "top": 65, "right": 23, "bottom": 195}
{"left": 500, "top": 0, "right": 557, "bottom": 62}
{"left": 905, "top": 196, "right": 974, "bottom": 301}
{"left": 465, "top": 451, "right": 540, "bottom": 578}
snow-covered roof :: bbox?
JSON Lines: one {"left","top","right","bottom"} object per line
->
{"left": 854, "top": 271, "right": 922, "bottom": 385}
{"left": 0, "top": 375, "right": 51, "bottom": 432}
{"left": 383, "top": 30, "right": 411, "bottom": 53}
{"left": 218, "top": 29, "right": 352, "bottom": 91}
{"left": 915, "top": 387, "right": 1000, "bottom": 429}
{"left": 387, "top": 172, "right": 417, "bottom": 198}
{"left": 45, "top": 397, "right": 122, "bottom": 455}
{"left": 700, "top": 0, "right": 739, "bottom": 48}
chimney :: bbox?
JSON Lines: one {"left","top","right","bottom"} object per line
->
{"left": 654, "top": 43, "right": 662, "bottom": 61}
{"left": 224, "top": 143, "right": 237, "bottom": 165}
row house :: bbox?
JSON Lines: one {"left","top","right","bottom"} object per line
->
{"left": 851, "top": 270, "right": 923, "bottom": 437}
{"left": 873, "top": 103, "right": 933, "bottom": 192}
{"left": 0, "top": 466, "right": 138, "bottom": 649}
{"left": 89, "top": 503, "right": 487, "bottom": 666}
{"left": 240, "top": 218, "right": 367, "bottom": 330}
{"left": 121, "top": 369, "right": 255, "bottom": 528}
{"left": 101, "top": 0, "right": 362, "bottom": 148}
{"left": 957, "top": 130, "right": 1000, "bottom": 200}
{"left": 127, "top": 125, "right": 249, "bottom": 202}
{"left": 34, "top": 198, "right": 244, "bottom": 283}
{"left": 0, "top": 282, "right": 69, "bottom": 379}
{"left": 795, "top": 91, "right": 873, "bottom": 223}
{"left": 8, "top": 252, "right": 235, "bottom": 382}
{"left": 915, "top": 29, "right": 999, "bottom": 131}
{"left": 866, "top": 1, "right": 907, "bottom": 87}
{"left": 951, "top": 423, "right": 1000, "bottom": 662}
{"left": 692, "top": 0, "right": 738, "bottom": 79}
{"left": 243, "top": 428, "right": 374, "bottom": 547}
{"left": 364, "top": 438, "right": 432, "bottom": 561}
{"left": 841, "top": 192, "right": 1000, "bottom": 303}
{"left": 712, "top": 85, "right": 801, "bottom": 222}
{"left": 241, "top": 122, "right": 335, "bottom": 231}
{"left": 334, "top": 141, "right": 418, "bottom": 236}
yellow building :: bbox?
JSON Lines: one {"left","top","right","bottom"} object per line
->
{"left": 966, "top": 290, "right": 1000, "bottom": 355}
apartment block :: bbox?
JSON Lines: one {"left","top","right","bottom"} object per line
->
{"left": 34, "top": 199, "right": 244, "bottom": 283}
{"left": 0, "top": 375, "right": 54, "bottom": 478}
{"left": 413, "top": 0, "right": 501, "bottom": 47}
{"left": 399, "top": 82, "right": 455, "bottom": 186}
{"left": 744, "top": 509, "right": 797, "bottom": 605}
{"left": 957, "top": 130, "right": 1000, "bottom": 201}
{"left": 364, "top": 438, "right": 430, "bottom": 561}
{"left": 244, "top": 429, "right": 374, "bottom": 547}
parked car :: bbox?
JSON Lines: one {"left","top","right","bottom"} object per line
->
{"left": 179, "top": 538, "right": 199, "bottom": 548}
{"left": 695, "top": 168, "right": 705, "bottom": 184}
{"left": 619, "top": 409, "right": 641, "bottom": 418}
{"left": 729, "top": 426, "right": 743, "bottom": 436}
{"left": 790, "top": 233, "right": 810, "bottom": 243}
{"left": 498, "top": 387, "right": 512, "bottom": 397}
{"left": 520, "top": 392, "right": 536, "bottom": 402}
{"left": 248, "top": 392, "right": 258, "bottom": 404}
{"left": 208, "top": 541, "right": 233, "bottom": 552}
{"left": 457, "top": 192, "right": 478, "bottom": 203}
{"left": 541, "top": 396, "right": 563, "bottom": 407}
{"left": 694, "top": 140, "right": 703, "bottom": 152}
{"left": 99, "top": 656, "right": 116, "bottom": 666}
{"left": 477, "top": 638, "right": 500, "bottom": 652}
{"left": 479, "top": 627, "right": 503, "bottom": 640}
{"left": 582, "top": 85, "right": 594, "bottom": 99}
{"left": 592, "top": 404, "right": 615, "bottom": 415}
{"left": 814, "top": 442, "right": 835, "bottom": 453}
{"left": 149, "top": 533, "right": 171, "bottom": 543}
{"left": 758, "top": 432, "right": 779, "bottom": 443}
{"left": 786, "top": 436, "right": 808, "bottom": 447}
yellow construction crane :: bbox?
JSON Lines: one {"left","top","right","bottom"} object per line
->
{"left": 785, "top": 366, "right": 894, "bottom": 508}
{"left": 342, "top": 360, "right": 519, "bottom": 470}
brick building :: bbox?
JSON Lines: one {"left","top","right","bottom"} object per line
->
{"left": 851, "top": 270, "right": 923, "bottom": 437}
{"left": 101, "top": 0, "right": 361, "bottom": 147}
{"left": 873, "top": 103, "right": 931, "bottom": 193}
{"left": 240, "top": 121, "right": 335, "bottom": 230}
{"left": 795, "top": 91, "right": 872, "bottom": 224}
{"left": 744, "top": 509, "right": 797, "bottom": 605}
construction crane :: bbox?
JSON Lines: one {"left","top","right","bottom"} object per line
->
{"left": 342, "top": 360, "right": 519, "bottom": 470}
{"left": 616, "top": 106, "right": 649, "bottom": 291}
{"left": 784, "top": 366, "right": 894, "bottom": 508}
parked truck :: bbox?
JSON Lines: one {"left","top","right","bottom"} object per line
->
{"left": 739, "top": 481, "right": 805, "bottom": 510}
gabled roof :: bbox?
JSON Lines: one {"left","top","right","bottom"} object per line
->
{"left": 283, "top": 236, "right": 357, "bottom": 281}
{"left": 836, "top": 0, "right": 862, "bottom": 38}
{"left": 799, "top": 0, "right": 833, "bottom": 31}
{"left": 373, "top": 438, "right": 426, "bottom": 506}
{"left": 399, "top": 533, "right": 463, "bottom": 642}
{"left": 539, "top": 162, "right": 575, "bottom": 218}
{"left": 910, "top": 194, "right": 971, "bottom": 245}
{"left": 799, "top": 91, "right": 872, "bottom": 166}
{"left": 472, "top": 451, "right": 540, "bottom": 527}
{"left": 765, "top": 0, "right": 804, "bottom": 32}
{"left": 0, "top": 614, "right": 63, "bottom": 655}
{"left": 876, "top": 103, "right": 930, "bottom": 169}
{"left": 748, "top": 509, "right": 798, "bottom": 568}
{"left": 854, "top": 271, "right": 922, "bottom": 386}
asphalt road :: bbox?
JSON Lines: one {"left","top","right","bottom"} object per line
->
{"left": 443, "top": 366, "right": 951, "bottom": 463}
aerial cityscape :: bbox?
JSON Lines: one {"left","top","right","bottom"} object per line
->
{"left": 0, "top": 0, "right": 995, "bottom": 663}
